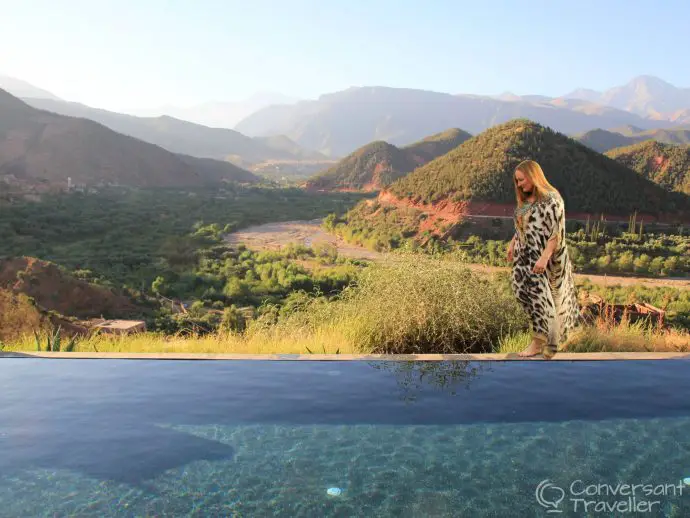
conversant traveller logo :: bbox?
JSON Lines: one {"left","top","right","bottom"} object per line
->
{"left": 535, "top": 478, "right": 687, "bottom": 514}
{"left": 536, "top": 480, "right": 566, "bottom": 513}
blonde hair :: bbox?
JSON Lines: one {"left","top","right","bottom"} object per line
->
{"left": 513, "top": 160, "right": 558, "bottom": 208}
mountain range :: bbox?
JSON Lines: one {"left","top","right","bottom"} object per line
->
{"left": 20, "top": 97, "right": 325, "bottom": 168}
{"left": 563, "top": 75, "right": 690, "bottom": 121}
{"left": 0, "top": 88, "right": 258, "bottom": 190}
{"left": 4, "top": 74, "right": 690, "bottom": 164}
{"left": 235, "top": 76, "right": 690, "bottom": 156}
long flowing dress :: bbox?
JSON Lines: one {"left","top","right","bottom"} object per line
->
{"left": 511, "top": 190, "right": 580, "bottom": 347}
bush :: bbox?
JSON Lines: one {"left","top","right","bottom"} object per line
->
{"left": 220, "top": 305, "right": 247, "bottom": 332}
{"left": 261, "top": 254, "right": 526, "bottom": 354}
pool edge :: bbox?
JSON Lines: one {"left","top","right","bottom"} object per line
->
{"left": 0, "top": 352, "right": 688, "bottom": 361}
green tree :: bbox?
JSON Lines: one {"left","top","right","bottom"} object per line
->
{"left": 633, "top": 254, "right": 651, "bottom": 274}
{"left": 663, "top": 256, "right": 679, "bottom": 275}
{"left": 220, "top": 305, "right": 247, "bottom": 332}
{"left": 596, "top": 255, "right": 612, "bottom": 272}
{"left": 616, "top": 251, "right": 635, "bottom": 273}
{"left": 649, "top": 256, "right": 665, "bottom": 275}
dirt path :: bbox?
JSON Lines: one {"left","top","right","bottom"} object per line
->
{"left": 462, "top": 263, "right": 690, "bottom": 290}
{"left": 225, "top": 218, "right": 383, "bottom": 261}
{"left": 225, "top": 219, "right": 689, "bottom": 290}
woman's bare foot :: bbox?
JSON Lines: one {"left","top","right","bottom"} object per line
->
{"left": 517, "top": 340, "right": 543, "bottom": 357}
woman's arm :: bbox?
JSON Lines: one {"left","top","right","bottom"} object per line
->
{"left": 533, "top": 235, "right": 557, "bottom": 274}
{"left": 541, "top": 235, "right": 558, "bottom": 261}
{"left": 533, "top": 194, "right": 564, "bottom": 273}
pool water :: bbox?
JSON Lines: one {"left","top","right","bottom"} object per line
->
{"left": 0, "top": 359, "right": 689, "bottom": 517}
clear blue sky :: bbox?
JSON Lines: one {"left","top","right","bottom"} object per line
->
{"left": 2, "top": 0, "right": 689, "bottom": 111}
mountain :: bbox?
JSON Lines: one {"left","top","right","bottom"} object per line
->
{"left": 305, "top": 128, "right": 472, "bottom": 191}
{"left": 577, "top": 127, "right": 690, "bottom": 153}
{"left": 235, "top": 86, "right": 662, "bottom": 157}
{"left": 306, "top": 141, "right": 417, "bottom": 191}
{"left": 387, "top": 119, "right": 687, "bottom": 217}
{"left": 20, "top": 97, "right": 323, "bottom": 166}
{"left": 0, "top": 75, "right": 61, "bottom": 100}
{"left": 605, "top": 141, "right": 690, "bottom": 195}
{"left": 132, "top": 92, "right": 300, "bottom": 129}
{"left": 575, "top": 129, "right": 638, "bottom": 153}
{"left": 402, "top": 128, "right": 473, "bottom": 161}
{"left": 0, "top": 88, "right": 258, "bottom": 189}
{"left": 565, "top": 75, "right": 690, "bottom": 120}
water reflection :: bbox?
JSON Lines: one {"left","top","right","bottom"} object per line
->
{"left": 368, "top": 360, "right": 490, "bottom": 402}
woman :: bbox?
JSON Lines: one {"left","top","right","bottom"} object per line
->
{"left": 507, "top": 160, "right": 580, "bottom": 358}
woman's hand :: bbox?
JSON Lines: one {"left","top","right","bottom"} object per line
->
{"left": 532, "top": 256, "right": 548, "bottom": 274}
{"left": 533, "top": 234, "right": 558, "bottom": 273}
{"left": 507, "top": 240, "right": 514, "bottom": 263}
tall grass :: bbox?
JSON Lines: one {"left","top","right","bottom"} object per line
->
{"left": 9, "top": 329, "right": 355, "bottom": 355}
{"left": 561, "top": 308, "right": 689, "bottom": 353}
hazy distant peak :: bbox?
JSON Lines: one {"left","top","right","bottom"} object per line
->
{"left": 627, "top": 75, "right": 675, "bottom": 89}
{"left": 0, "top": 75, "right": 61, "bottom": 100}
{"left": 563, "top": 87, "right": 602, "bottom": 102}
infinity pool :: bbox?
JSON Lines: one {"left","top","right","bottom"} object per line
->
{"left": 1, "top": 359, "right": 689, "bottom": 517}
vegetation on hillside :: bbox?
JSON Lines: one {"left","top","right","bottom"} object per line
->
{"left": 306, "top": 141, "right": 417, "bottom": 190}
{"left": 606, "top": 140, "right": 690, "bottom": 195}
{"left": 324, "top": 201, "right": 425, "bottom": 251}
{"left": 305, "top": 128, "right": 471, "bottom": 191}
{"left": 388, "top": 119, "right": 688, "bottom": 216}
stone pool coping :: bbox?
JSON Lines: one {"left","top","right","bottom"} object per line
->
{"left": 0, "top": 352, "right": 688, "bottom": 361}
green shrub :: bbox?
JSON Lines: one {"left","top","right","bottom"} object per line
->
{"left": 262, "top": 254, "right": 526, "bottom": 354}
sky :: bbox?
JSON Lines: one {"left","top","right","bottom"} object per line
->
{"left": 2, "top": 0, "right": 690, "bottom": 112}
